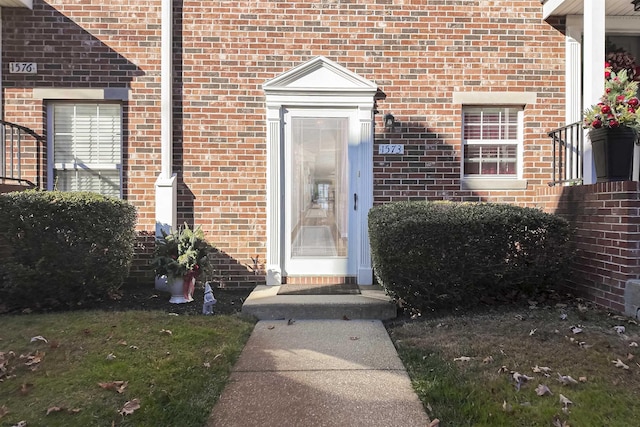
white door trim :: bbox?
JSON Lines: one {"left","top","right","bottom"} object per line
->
{"left": 263, "top": 56, "right": 377, "bottom": 285}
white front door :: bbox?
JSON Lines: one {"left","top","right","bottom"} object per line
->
{"left": 283, "top": 108, "right": 357, "bottom": 277}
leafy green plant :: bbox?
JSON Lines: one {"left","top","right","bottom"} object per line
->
{"left": 0, "top": 191, "right": 137, "bottom": 312}
{"left": 151, "top": 223, "right": 216, "bottom": 280}
{"left": 583, "top": 64, "right": 640, "bottom": 132}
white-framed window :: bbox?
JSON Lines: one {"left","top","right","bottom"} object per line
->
{"left": 47, "top": 102, "right": 122, "bottom": 198}
{"left": 462, "top": 106, "right": 523, "bottom": 178}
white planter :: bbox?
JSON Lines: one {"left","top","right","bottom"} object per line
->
{"left": 155, "top": 275, "right": 170, "bottom": 292}
{"left": 168, "top": 275, "right": 195, "bottom": 304}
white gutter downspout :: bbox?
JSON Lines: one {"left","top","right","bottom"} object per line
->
{"left": 155, "top": 0, "right": 177, "bottom": 237}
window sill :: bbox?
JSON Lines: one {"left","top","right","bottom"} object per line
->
{"left": 461, "top": 178, "right": 528, "bottom": 191}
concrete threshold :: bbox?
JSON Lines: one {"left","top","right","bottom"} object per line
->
{"left": 241, "top": 285, "right": 397, "bottom": 320}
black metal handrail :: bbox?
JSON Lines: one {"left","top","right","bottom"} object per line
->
{"left": 548, "top": 121, "right": 583, "bottom": 186}
{"left": 0, "top": 119, "right": 45, "bottom": 188}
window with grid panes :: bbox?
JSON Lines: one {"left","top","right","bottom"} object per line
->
{"left": 462, "top": 107, "right": 521, "bottom": 177}
{"left": 49, "top": 103, "right": 122, "bottom": 197}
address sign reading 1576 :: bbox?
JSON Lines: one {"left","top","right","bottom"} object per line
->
{"left": 9, "top": 62, "right": 37, "bottom": 74}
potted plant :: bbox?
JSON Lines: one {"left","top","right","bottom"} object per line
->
{"left": 583, "top": 62, "right": 640, "bottom": 182}
{"left": 151, "top": 223, "right": 216, "bottom": 303}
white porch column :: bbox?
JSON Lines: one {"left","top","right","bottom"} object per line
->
{"left": 155, "top": 0, "right": 177, "bottom": 236}
{"left": 357, "top": 106, "right": 373, "bottom": 285}
{"left": 582, "top": 0, "right": 606, "bottom": 185}
{"left": 265, "top": 104, "right": 282, "bottom": 285}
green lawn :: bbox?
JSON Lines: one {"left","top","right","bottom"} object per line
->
{"left": 387, "top": 301, "right": 640, "bottom": 427}
{"left": 0, "top": 311, "right": 254, "bottom": 426}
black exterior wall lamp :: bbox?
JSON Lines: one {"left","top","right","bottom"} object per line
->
{"left": 384, "top": 113, "right": 395, "bottom": 130}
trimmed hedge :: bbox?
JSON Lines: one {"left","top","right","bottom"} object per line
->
{"left": 0, "top": 191, "right": 137, "bottom": 312}
{"left": 368, "top": 201, "right": 573, "bottom": 313}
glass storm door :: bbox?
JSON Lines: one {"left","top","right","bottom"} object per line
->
{"left": 284, "top": 109, "right": 357, "bottom": 277}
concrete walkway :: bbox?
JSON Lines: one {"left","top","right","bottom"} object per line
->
{"left": 207, "top": 319, "right": 430, "bottom": 427}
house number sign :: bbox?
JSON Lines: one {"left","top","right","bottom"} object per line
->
{"left": 9, "top": 62, "right": 37, "bottom": 74}
{"left": 378, "top": 144, "right": 404, "bottom": 155}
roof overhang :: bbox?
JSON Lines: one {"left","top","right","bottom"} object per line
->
{"left": 542, "top": 0, "right": 640, "bottom": 20}
{"left": 0, "top": 0, "right": 32, "bottom": 9}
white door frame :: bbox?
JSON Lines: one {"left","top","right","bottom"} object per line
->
{"left": 263, "top": 56, "right": 377, "bottom": 285}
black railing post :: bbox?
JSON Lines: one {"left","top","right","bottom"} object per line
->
{"left": 547, "top": 121, "right": 584, "bottom": 186}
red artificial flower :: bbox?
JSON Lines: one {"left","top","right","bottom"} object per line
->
{"left": 601, "top": 105, "right": 611, "bottom": 114}
{"left": 591, "top": 118, "right": 602, "bottom": 128}
{"left": 609, "top": 119, "right": 620, "bottom": 128}
{"left": 629, "top": 97, "right": 639, "bottom": 107}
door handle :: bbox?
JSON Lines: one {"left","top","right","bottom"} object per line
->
{"left": 354, "top": 193, "right": 358, "bottom": 211}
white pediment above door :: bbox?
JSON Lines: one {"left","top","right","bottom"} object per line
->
{"left": 263, "top": 56, "right": 378, "bottom": 101}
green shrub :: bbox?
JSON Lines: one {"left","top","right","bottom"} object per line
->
{"left": 0, "top": 191, "right": 137, "bottom": 311}
{"left": 368, "top": 201, "right": 573, "bottom": 313}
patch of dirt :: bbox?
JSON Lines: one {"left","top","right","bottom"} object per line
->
{"left": 96, "top": 281, "right": 253, "bottom": 316}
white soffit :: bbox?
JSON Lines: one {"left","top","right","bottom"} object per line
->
{"left": 263, "top": 56, "right": 378, "bottom": 96}
{"left": 543, "top": 0, "right": 640, "bottom": 19}
{"left": 0, "top": 0, "right": 32, "bottom": 9}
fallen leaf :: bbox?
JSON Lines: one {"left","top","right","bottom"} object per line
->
{"left": 560, "top": 313, "right": 568, "bottom": 320}
{"left": 129, "top": 345, "right": 139, "bottom": 350}
{"left": 577, "top": 304, "right": 588, "bottom": 312}
{"left": 68, "top": 408, "right": 81, "bottom": 414}
{"left": 535, "top": 384, "right": 553, "bottom": 396}
{"left": 453, "top": 356, "right": 471, "bottom": 362}
{"left": 98, "top": 381, "right": 128, "bottom": 394}
{"left": 19, "top": 383, "right": 33, "bottom": 395}
{"left": 119, "top": 398, "right": 140, "bottom": 416}
{"left": 482, "top": 356, "right": 494, "bottom": 364}
{"left": 168, "top": 313, "right": 178, "bottom": 316}
{"left": 106, "top": 353, "right": 116, "bottom": 361}
{"left": 612, "top": 358, "right": 630, "bottom": 370}
{"left": 30, "top": 335, "right": 48, "bottom": 344}
{"left": 513, "top": 372, "right": 534, "bottom": 391}
{"left": 502, "top": 400, "right": 512, "bottom": 412}
{"left": 553, "top": 417, "right": 570, "bottom": 427}
{"left": 559, "top": 393, "right": 573, "bottom": 407}
{"left": 46, "top": 406, "right": 63, "bottom": 415}
{"left": 630, "top": 342, "right": 638, "bottom": 348}
{"left": 613, "top": 325, "right": 626, "bottom": 334}
{"left": 160, "top": 329, "right": 172, "bottom": 335}
{"left": 342, "top": 315, "right": 350, "bottom": 321}
{"left": 118, "top": 340, "right": 127, "bottom": 346}
{"left": 514, "top": 314, "right": 524, "bottom": 321}
{"left": 267, "top": 325, "right": 275, "bottom": 330}
{"left": 350, "top": 336, "right": 360, "bottom": 341}
{"left": 287, "top": 319, "right": 295, "bottom": 325}
{"left": 203, "top": 362, "right": 211, "bottom": 368}
{"left": 557, "top": 373, "right": 579, "bottom": 386}
{"left": 529, "top": 328, "right": 537, "bottom": 336}
{"left": 578, "top": 376, "right": 587, "bottom": 382}
{"left": 0, "top": 405, "right": 8, "bottom": 418}
{"left": 627, "top": 353, "right": 634, "bottom": 361}
{"left": 11, "top": 421, "right": 27, "bottom": 427}
{"left": 532, "top": 365, "right": 552, "bottom": 374}
{"left": 570, "top": 326, "right": 583, "bottom": 334}
{"left": 498, "top": 365, "right": 509, "bottom": 373}
{"left": 428, "top": 419, "right": 440, "bottom": 427}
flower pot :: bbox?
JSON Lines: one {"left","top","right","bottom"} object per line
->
{"left": 589, "top": 126, "right": 637, "bottom": 183}
{"left": 168, "top": 276, "right": 195, "bottom": 304}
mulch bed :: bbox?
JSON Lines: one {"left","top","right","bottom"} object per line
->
{"left": 93, "top": 281, "right": 253, "bottom": 316}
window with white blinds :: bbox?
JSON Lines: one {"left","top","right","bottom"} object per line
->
{"left": 462, "top": 107, "right": 523, "bottom": 178}
{"left": 48, "top": 103, "right": 122, "bottom": 197}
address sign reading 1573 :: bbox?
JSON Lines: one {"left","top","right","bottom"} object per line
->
{"left": 378, "top": 144, "right": 404, "bottom": 155}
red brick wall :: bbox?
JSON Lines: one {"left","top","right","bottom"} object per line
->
{"left": 2, "top": 0, "right": 566, "bottom": 287}
{"left": 537, "top": 182, "right": 640, "bottom": 312}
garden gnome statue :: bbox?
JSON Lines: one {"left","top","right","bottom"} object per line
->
{"left": 202, "top": 281, "right": 217, "bottom": 315}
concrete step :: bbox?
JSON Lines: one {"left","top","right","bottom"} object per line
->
{"left": 241, "top": 285, "right": 397, "bottom": 320}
